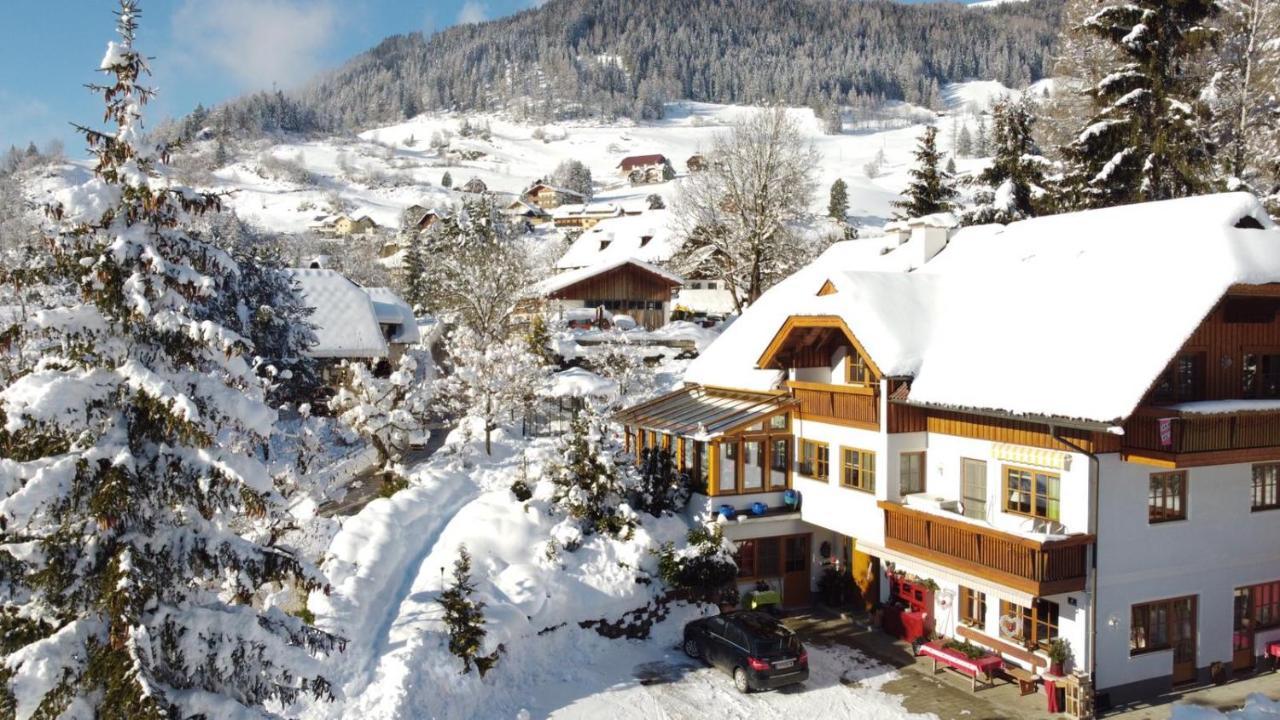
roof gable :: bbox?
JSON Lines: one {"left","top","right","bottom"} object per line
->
{"left": 687, "top": 193, "right": 1280, "bottom": 424}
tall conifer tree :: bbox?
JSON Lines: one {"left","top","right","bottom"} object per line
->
{"left": 0, "top": 4, "right": 338, "bottom": 716}
{"left": 892, "top": 126, "right": 956, "bottom": 219}
{"left": 1057, "top": 1, "right": 1220, "bottom": 209}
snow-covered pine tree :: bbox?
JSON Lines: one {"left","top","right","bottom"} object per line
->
{"left": 654, "top": 525, "right": 739, "bottom": 604}
{"left": 957, "top": 125, "right": 974, "bottom": 158}
{"left": 974, "top": 114, "right": 990, "bottom": 157}
{"left": 441, "top": 171, "right": 453, "bottom": 188}
{"left": 439, "top": 545, "right": 499, "bottom": 676}
{"left": 1057, "top": 0, "right": 1220, "bottom": 210}
{"left": 964, "top": 99, "right": 1046, "bottom": 225}
{"left": 524, "top": 314, "right": 556, "bottom": 367}
{"left": 549, "top": 413, "right": 636, "bottom": 540}
{"left": 0, "top": 3, "right": 338, "bottom": 716}
{"left": 630, "top": 446, "right": 691, "bottom": 518}
{"left": 398, "top": 230, "right": 428, "bottom": 312}
{"left": 203, "top": 212, "right": 321, "bottom": 407}
{"left": 892, "top": 125, "right": 956, "bottom": 219}
{"left": 828, "top": 178, "right": 849, "bottom": 219}
{"left": 551, "top": 159, "right": 593, "bottom": 200}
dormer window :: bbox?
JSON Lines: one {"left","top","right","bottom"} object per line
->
{"left": 640, "top": 235, "right": 653, "bottom": 247}
{"left": 600, "top": 240, "right": 612, "bottom": 251}
{"left": 846, "top": 351, "right": 872, "bottom": 385}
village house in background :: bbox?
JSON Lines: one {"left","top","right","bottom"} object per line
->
{"left": 616, "top": 193, "right": 1280, "bottom": 710}
{"left": 523, "top": 181, "right": 587, "bottom": 209}
{"left": 314, "top": 213, "right": 380, "bottom": 237}
{"left": 534, "top": 257, "right": 683, "bottom": 331}
{"left": 287, "top": 268, "right": 417, "bottom": 382}
{"left": 618, "top": 153, "right": 674, "bottom": 184}
{"left": 553, "top": 202, "right": 624, "bottom": 229}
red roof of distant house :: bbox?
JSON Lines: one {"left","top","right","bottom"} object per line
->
{"left": 618, "top": 154, "right": 668, "bottom": 170}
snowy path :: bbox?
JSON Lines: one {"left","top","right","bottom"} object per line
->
{"left": 305, "top": 452, "right": 485, "bottom": 716}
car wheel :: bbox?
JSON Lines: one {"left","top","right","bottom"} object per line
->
{"left": 733, "top": 667, "right": 751, "bottom": 694}
{"left": 682, "top": 637, "right": 702, "bottom": 659}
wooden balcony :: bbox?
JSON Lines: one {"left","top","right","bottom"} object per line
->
{"left": 787, "top": 380, "right": 879, "bottom": 430}
{"left": 1122, "top": 404, "right": 1280, "bottom": 466}
{"left": 879, "top": 501, "right": 1093, "bottom": 596}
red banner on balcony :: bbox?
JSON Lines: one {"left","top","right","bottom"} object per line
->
{"left": 1159, "top": 417, "right": 1174, "bottom": 448}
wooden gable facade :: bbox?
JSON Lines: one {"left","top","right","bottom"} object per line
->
{"left": 546, "top": 262, "right": 680, "bottom": 330}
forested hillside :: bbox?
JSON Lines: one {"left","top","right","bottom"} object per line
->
{"left": 194, "top": 0, "right": 1061, "bottom": 138}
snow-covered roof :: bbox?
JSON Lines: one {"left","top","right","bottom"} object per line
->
{"left": 556, "top": 208, "right": 680, "bottom": 269}
{"left": 544, "top": 368, "right": 618, "bottom": 399}
{"left": 526, "top": 183, "right": 584, "bottom": 198}
{"left": 537, "top": 257, "right": 684, "bottom": 297}
{"left": 364, "top": 286, "right": 422, "bottom": 345}
{"left": 686, "top": 193, "right": 1280, "bottom": 424}
{"left": 618, "top": 154, "right": 668, "bottom": 170}
{"left": 552, "top": 202, "right": 623, "bottom": 220}
{"left": 287, "top": 269, "right": 389, "bottom": 359}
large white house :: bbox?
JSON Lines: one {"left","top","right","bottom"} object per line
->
{"left": 616, "top": 193, "right": 1280, "bottom": 708}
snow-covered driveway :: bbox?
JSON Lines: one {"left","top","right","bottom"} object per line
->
{"left": 545, "top": 640, "right": 937, "bottom": 720}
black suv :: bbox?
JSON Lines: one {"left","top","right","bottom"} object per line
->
{"left": 682, "top": 611, "right": 809, "bottom": 692}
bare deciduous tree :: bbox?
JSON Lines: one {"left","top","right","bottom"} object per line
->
{"left": 673, "top": 108, "right": 820, "bottom": 311}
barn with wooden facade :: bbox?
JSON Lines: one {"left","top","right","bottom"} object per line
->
{"left": 536, "top": 257, "right": 683, "bottom": 330}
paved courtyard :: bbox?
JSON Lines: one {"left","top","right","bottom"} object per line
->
{"left": 784, "top": 610, "right": 1280, "bottom": 720}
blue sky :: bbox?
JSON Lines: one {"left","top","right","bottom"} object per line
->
{"left": 0, "top": 0, "right": 966, "bottom": 153}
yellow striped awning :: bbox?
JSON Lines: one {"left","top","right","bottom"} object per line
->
{"left": 990, "top": 444, "right": 1071, "bottom": 471}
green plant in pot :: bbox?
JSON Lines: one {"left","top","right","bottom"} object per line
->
{"left": 1046, "top": 638, "right": 1072, "bottom": 675}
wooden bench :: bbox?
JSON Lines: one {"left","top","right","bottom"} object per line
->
{"left": 1002, "top": 666, "right": 1040, "bottom": 696}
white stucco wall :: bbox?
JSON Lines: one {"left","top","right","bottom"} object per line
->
{"left": 1094, "top": 455, "right": 1280, "bottom": 691}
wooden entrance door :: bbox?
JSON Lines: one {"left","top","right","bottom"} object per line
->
{"left": 1171, "top": 596, "right": 1198, "bottom": 685}
{"left": 1233, "top": 587, "right": 1256, "bottom": 672}
{"left": 782, "top": 534, "right": 811, "bottom": 608}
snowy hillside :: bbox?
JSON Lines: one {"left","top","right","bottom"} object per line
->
{"left": 23, "top": 82, "right": 1017, "bottom": 249}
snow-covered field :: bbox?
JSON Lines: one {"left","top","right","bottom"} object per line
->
{"left": 117, "top": 80, "right": 1019, "bottom": 240}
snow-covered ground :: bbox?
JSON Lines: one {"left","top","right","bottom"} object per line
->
{"left": 26, "top": 81, "right": 1014, "bottom": 242}
{"left": 1173, "top": 695, "right": 1280, "bottom": 720}
{"left": 298, "top": 422, "right": 934, "bottom": 719}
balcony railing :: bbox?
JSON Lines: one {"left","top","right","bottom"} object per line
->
{"left": 787, "top": 380, "right": 878, "bottom": 429}
{"left": 1123, "top": 404, "right": 1280, "bottom": 455}
{"left": 879, "top": 501, "right": 1093, "bottom": 596}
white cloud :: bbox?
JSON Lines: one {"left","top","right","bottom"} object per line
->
{"left": 457, "top": 0, "right": 489, "bottom": 25}
{"left": 171, "top": 0, "right": 339, "bottom": 91}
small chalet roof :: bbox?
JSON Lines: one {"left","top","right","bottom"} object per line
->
{"left": 536, "top": 257, "right": 684, "bottom": 297}
{"left": 613, "top": 384, "right": 796, "bottom": 440}
{"left": 505, "top": 199, "right": 549, "bottom": 216}
{"left": 526, "top": 182, "right": 585, "bottom": 198}
{"left": 686, "top": 192, "right": 1280, "bottom": 425}
{"left": 617, "top": 154, "right": 668, "bottom": 170}
{"left": 287, "top": 269, "right": 388, "bottom": 359}
{"left": 364, "top": 287, "right": 422, "bottom": 345}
